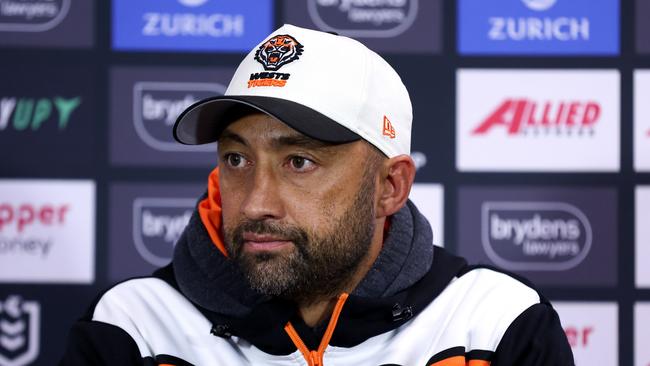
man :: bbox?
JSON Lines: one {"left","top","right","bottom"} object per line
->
{"left": 61, "top": 25, "right": 574, "bottom": 365}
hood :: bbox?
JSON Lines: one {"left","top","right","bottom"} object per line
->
{"left": 165, "top": 167, "right": 467, "bottom": 354}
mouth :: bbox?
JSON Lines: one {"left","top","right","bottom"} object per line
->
{"left": 268, "top": 53, "right": 281, "bottom": 64}
{"left": 242, "top": 233, "right": 293, "bottom": 253}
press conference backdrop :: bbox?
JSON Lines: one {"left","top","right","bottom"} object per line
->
{"left": 0, "top": 0, "right": 647, "bottom": 365}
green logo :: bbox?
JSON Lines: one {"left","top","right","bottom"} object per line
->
{"left": 0, "top": 97, "right": 82, "bottom": 131}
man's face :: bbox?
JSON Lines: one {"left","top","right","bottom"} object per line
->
{"left": 218, "top": 113, "right": 380, "bottom": 303}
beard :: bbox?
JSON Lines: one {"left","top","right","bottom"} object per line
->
{"left": 224, "top": 172, "right": 376, "bottom": 304}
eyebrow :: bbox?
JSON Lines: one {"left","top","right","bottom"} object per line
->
{"left": 272, "top": 134, "right": 333, "bottom": 150}
{"left": 219, "top": 130, "right": 335, "bottom": 151}
{"left": 219, "top": 130, "right": 248, "bottom": 146}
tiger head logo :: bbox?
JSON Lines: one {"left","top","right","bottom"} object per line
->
{"left": 254, "top": 34, "right": 304, "bottom": 71}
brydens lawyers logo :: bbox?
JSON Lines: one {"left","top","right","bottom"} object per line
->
{"left": 249, "top": 34, "right": 303, "bottom": 88}
{"left": 0, "top": 96, "right": 81, "bottom": 132}
{"left": 0, "top": 0, "right": 70, "bottom": 32}
{"left": 481, "top": 201, "right": 592, "bottom": 271}
{"left": 133, "top": 198, "right": 193, "bottom": 267}
{"left": 472, "top": 99, "right": 600, "bottom": 136}
{"left": 307, "top": 0, "right": 418, "bottom": 38}
{"left": 0, "top": 295, "right": 39, "bottom": 366}
{"left": 133, "top": 81, "right": 225, "bottom": 152}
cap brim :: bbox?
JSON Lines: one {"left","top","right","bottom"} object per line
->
{"left": 173, "top": 95, "right": 361, "bottom": 145}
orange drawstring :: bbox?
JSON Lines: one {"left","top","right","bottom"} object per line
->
{"left": 284, "top": 293, "right": 350, "bottom": 366}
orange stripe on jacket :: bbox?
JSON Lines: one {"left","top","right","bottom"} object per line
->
{"left": 429, "top": 355, "right": 465, "bottom": 366}
{"left": 429, "top": 357, "right": 491, "bottom": 366}
{"left": 468, "top": 360, "right": 490, "bottom": 366}
{"left": 198, "top": 167, "right": 228, "bottom": 257}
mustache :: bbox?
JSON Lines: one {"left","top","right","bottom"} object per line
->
{"left": 230, "top": 220, "right": 309, "bottom": 249}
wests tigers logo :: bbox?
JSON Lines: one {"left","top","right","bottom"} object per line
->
{"left": 254, "top": 34, "right": 304, "bottom": 71}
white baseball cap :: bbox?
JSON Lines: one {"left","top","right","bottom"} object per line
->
{"left": 173, "top": 24, "right": 412, "bottom": 158}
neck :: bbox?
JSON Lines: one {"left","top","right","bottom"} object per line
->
{"left": 297, "top": 217, "right": 385, "bottom": 327}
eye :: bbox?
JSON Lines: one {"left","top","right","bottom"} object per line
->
{"left": 223, "top": 153, "right": 248, "bottom": 168}
{"left": 288, "top": 156, "right": 316, "bottom": 172}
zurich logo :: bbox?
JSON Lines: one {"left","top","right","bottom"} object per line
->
{"left": 521, "top": 0, "right": 557, "bottom": 11}
{"left": 178, "top": 0, "right": 208, "bottom": 7}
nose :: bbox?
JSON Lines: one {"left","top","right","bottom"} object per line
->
{"left": 240, "top": 166, "right": 285, "bottom": 221}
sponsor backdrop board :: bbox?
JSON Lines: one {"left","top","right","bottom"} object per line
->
{"left": 553, "top": 302, "right": 618, "bottom": 365}
{"left": 637, "top": 0, "right": 650, "bottom": 54}
{"left": 108, "top": 183, "right": 204, "bottom": 282}
{"left": 0, "top": 180, "right": 95, "bottom": 284}
{"left": 110, "top": 67, "right": 231, "bottom": 167}
{"left": 0, "top": 0, "right": 94, "bottom": 48}
{"left": 0, "top": 66, "right": 95, "bottom": 175}
{"left": 282, "top": 0, "right": 442, "bottom": 53}
{"left": 409, "top": 183, "right": 444, "bottom": 246}
{"left": 636, "top": 303, "right": 650, "bottom": 366}
{"left": 458, "top": 0, "right": 619, "bottom": 55}
{"left": 457, "top": 69, "right": 620, "bottom": 172}
{"left": 457, "top": 187, "right": 617, "bottom": 286}
{"left": 634, "top": 70, "right": 650, "bottom": 171}
{"left": 637, "top": 186, "right": 650, "bottom": 288}
{"left": 112, "top": 0, "right": 273, "bottom": 52}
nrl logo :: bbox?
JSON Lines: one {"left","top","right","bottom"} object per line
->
{"left": 254, "top": 34, "right": 304, "bottom": 71}
{"left": 0, "top": 295, "right": 40, "bottom": 366}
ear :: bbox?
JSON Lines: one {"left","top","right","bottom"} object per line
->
{"left": 376, "top": 154, "right": 416, "bottom": 218}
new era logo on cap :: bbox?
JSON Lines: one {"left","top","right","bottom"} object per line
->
{"left": 383, "top": 115, "right": 396, "bottom": 139}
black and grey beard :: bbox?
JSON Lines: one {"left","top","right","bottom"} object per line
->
{"left": 224, "top": 175, "right": 376, "bottom": 304}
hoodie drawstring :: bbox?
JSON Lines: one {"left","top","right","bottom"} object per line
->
{"left": 284, "top": 293, "right": 349, "bottom": 366}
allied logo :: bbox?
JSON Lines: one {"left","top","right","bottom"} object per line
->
{"left": 0, "top": 0, "right": 70, "bottom": 32}
{"left": 457, "top": 69, "right": 620, "bottom": 172}
{"left": 472, "top": 99, "right": 601, "bottom": 136}
{"left": 0, "top": 96, "right": 81, "bottom": 132}
{"left": 481, "top": 201, "right": 592, "bottom": 271}
{"left": 0, "top": 295, "right": 40, "bottom": 366}
{"left": 132, "top": 198, "right": 194, "bottom": 266}
{"left": 307, "top": 0, "right": 418, "bottom": 38}
{"left": 132, "top": 81, "right": 225, "bottom": 152}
